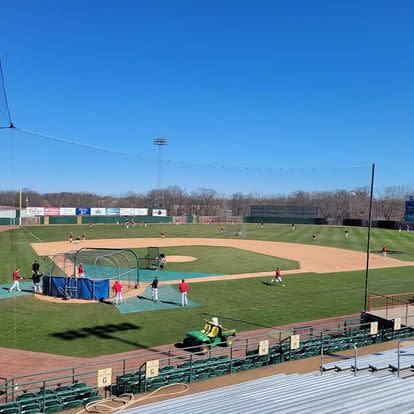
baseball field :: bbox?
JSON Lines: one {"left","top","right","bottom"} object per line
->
{"left": 1, "top": 223, "right": 414, "bottom": 358}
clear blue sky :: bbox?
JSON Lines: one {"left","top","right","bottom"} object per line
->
{"left": 1, "top": 1, "right": 413, "bottom": 196}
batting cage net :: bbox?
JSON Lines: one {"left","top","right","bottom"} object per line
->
{"left": 47, "top": 248, "right": 139, "bottom": 288}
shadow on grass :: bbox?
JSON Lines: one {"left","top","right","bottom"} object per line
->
{"left": 50, "top": 322, "right": 143, "bottom": 347}
{"left": 1, "top": 287, "right": 33, "bottom": 293}
{"left": 137, "top": 295, "right": 181, "bottom": 306}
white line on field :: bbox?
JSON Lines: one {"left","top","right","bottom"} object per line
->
{"left": 22, "top": 226, "right": 44, "bottom": 243}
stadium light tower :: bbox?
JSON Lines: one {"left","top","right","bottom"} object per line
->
{"left": 153, "top": 137, "right": 168, "bottom": 208}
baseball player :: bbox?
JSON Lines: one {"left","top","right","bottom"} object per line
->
{"left": 32, "top": 270, "right": 42, "bottom": 294}
{"left": 151, "top": 276, "right": 159, "bottom": 302}
{"left": 112, "top": 280, "right": 123, "bottom": 306}
{"left": 270, "top": 268, "right": 285, "bottom": 287}
{"left": 78, "top": 262, "right": 85, "bottom": 278}
{"left": 32, "top": 260, "right": 40, "bottom": 275}
{"left": 179, "top": 279, "right": 189, "bottom": 307}
{"left": 9, "top": 268, "right": 22, "bottom": 292}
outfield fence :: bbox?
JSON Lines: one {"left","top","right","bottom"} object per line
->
{"left": 368, "top": 292, "right": 414, "bottom": 319}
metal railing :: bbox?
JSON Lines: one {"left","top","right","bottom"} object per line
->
{"left": 368, "top": 292, "right": 414, "bottom": 319}
{"left": 1, "top": 318, "right": 401, "bottom": 403}
{"left": 397, "top": 338, "right": 414, "bottom": 378}
{"left": 320, "top": 342, "right": 358, "bottom": 377}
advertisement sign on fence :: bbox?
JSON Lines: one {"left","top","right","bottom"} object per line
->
{"left": 134, "top": 208, "right": 148, "bottom": 216}
{"left": 152, "top": 209, "right": 167, "bottom": 217}
{"left": 290, "top": 334, "right": 300, "bottom": 350}
{"left": 405, "top": 198, "right": 414, "bottom": 221}
{"left": 258, "top": 340, "right": 269, "bottom": 356}
{"left": 27, "top": 207, "right": 44, "bottom": 217}
{"left": 44, "top": 207, "right": 60, "bottom": 216}
{"left": 120, "top": 208, "right": 134, "bottom": 216}
{"left": 91, "top": 208, "right": 106, "bottom": 216}
{"left": 145, "top": 360, "right": 159, "bottom": 378}
{"left": 60, "top": 208, "right": 76, "bottom": 216}
{"left": 76, "top": 208, "right": 91, "bottom": 216}
{"left": 97, "top": 368, "right": 112, "bottom": 388}
{"left": 106, "top": 208, "right": 120, "bottom": 216}
{"left": 394, "top": 318, "right": 401, "bottom": 331}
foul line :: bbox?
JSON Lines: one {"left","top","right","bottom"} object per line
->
{"left": 22, "top": 226, "right": 44, "bottom": 243}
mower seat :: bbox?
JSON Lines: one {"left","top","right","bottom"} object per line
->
{"left": 201, "top": 324, "right": 212, "bottom": 334}
{"left": 207, "top": 326, "right": 219, "bottom": 338}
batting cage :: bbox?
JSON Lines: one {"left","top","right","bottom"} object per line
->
{"left": 44, "top": 248, "right": 139, "bottom": 301}
{"left": 138, "top": 246, "right": 160, "bottom": 270}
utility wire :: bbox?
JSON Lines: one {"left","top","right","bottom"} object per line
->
{"left": 15, "top": 127, "right": 370, "bottom": 174}
{"left": 0, "top": 58, "right": 13, "bottom": 126}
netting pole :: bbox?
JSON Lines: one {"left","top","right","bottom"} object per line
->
{"left": 364, "top": 163, "right": 375, "bottom": 311}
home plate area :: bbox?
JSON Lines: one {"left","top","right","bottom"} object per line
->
{"left": 114, "top": 285, "right": 199, "bottom": 314}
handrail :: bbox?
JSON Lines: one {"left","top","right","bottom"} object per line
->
{"left": 320, "top": 342, "right": 358, "bottom": 377}
{"left": 369, "top": 292, "right": 414, "bottom": 312}
{"left": 350, "top": 343, "right": 358, "bottom": 377}
{"left": 397, "top": 338, "right": 414, "bottom": 378}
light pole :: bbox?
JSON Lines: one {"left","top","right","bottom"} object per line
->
{"left": 153, "top": 137, "right": 167, "bottom": 208}
{"left": 364, "top": 164, "right": 375, "bottom": 311}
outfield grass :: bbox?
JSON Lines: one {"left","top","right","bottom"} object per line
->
{"left": 1, "top": 266, "right": 413, "bottom": 356}
{"left": 1, "top": 223, "right": 414, "bottom": 357}
{"left": 132, "top": 246, "right": 298, "bottom": 274}
{"left": 23, "top": 222, "right": 414, "bottom": 260}
{"left": 1, "top": 223, "right": 414, "bottom": 281}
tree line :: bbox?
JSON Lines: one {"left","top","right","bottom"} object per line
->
{"left": 0, "top": 185, "right": 412, "bottom": 220}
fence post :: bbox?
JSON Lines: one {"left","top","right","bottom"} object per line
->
{"left": 406, "top": 304, "right": 408, "bottom": 326}
{"left": 398, "top": 340, "right": 401, "bottom": 378}
{"left": 11, "top": 379, "right": 15, "bottom": 402}
{"left": 190, "top": 355, "right": 194, "bottom": 382}
{"left": 168, "top": 350, "right": 171, "bottom": 366}
{"left": 123, "top": 359, "right": 126, "bottom": 375}
{"left": 320, "top": 344, "right": 324, "bottom": 376}
{"left": 72, "top": 368, "right": 75, "bottom": 384}
{"left": 4, "top": 379, "right": 8, "bottom": 403}
{"left": 42, "top": 381, "right": 46, "bottom": 413}
{"left": 229, "top": 347, "right": 233, "bottom": 373}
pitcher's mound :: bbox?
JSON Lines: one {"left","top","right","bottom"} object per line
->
{"left": 167, "top": 255, "right": 197, "bottom": 263}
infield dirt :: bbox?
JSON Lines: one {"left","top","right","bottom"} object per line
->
{"left": 31, "top": 237, "right": 414, "bottom": 284}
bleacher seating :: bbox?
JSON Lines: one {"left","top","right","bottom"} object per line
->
{"left": 323, "top": 344, "right": 414, "bottom": 373}
{"left": 114, "top": 326, "right": 414, "bottom": 395}
{"left": 0, "top": 382, "right": 101, "bottom": 414}
{"left": 122, "top": 371, "right": 414, "bottom": 413}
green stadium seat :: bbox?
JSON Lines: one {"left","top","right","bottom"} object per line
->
{"left": 17, "top": 393, "right": 37, "bottom": 401}
{"left": 71, "top": 382, "right": 88, "bottom": 389}
{"left": 0, "top": 403, "right": 20, "bottom": 412}
{"left": 61, "top": 398, "right": 83, "bottom": 409}
{"left": 196, "top": 372, "right": 210, "bottom": 381}
{"left": 208, "top": 369, "right": 226, "bottom": 378}
{"left": 20, "top": 403, "right": 40, "bottom": 413}
{"left": 0, "top": 408, "right": 20, "bottom": 414}
{"left": 83, "top": 395, "right": 102, "bottom": 404}
{"left": 167, "top": 373, "right": 183, "bottom": 383}
{"left": 44, "top": 406, "right": 62, "bottom": 414}
{"left": 160, "top": 365, "right": 175, "bottom": 372}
